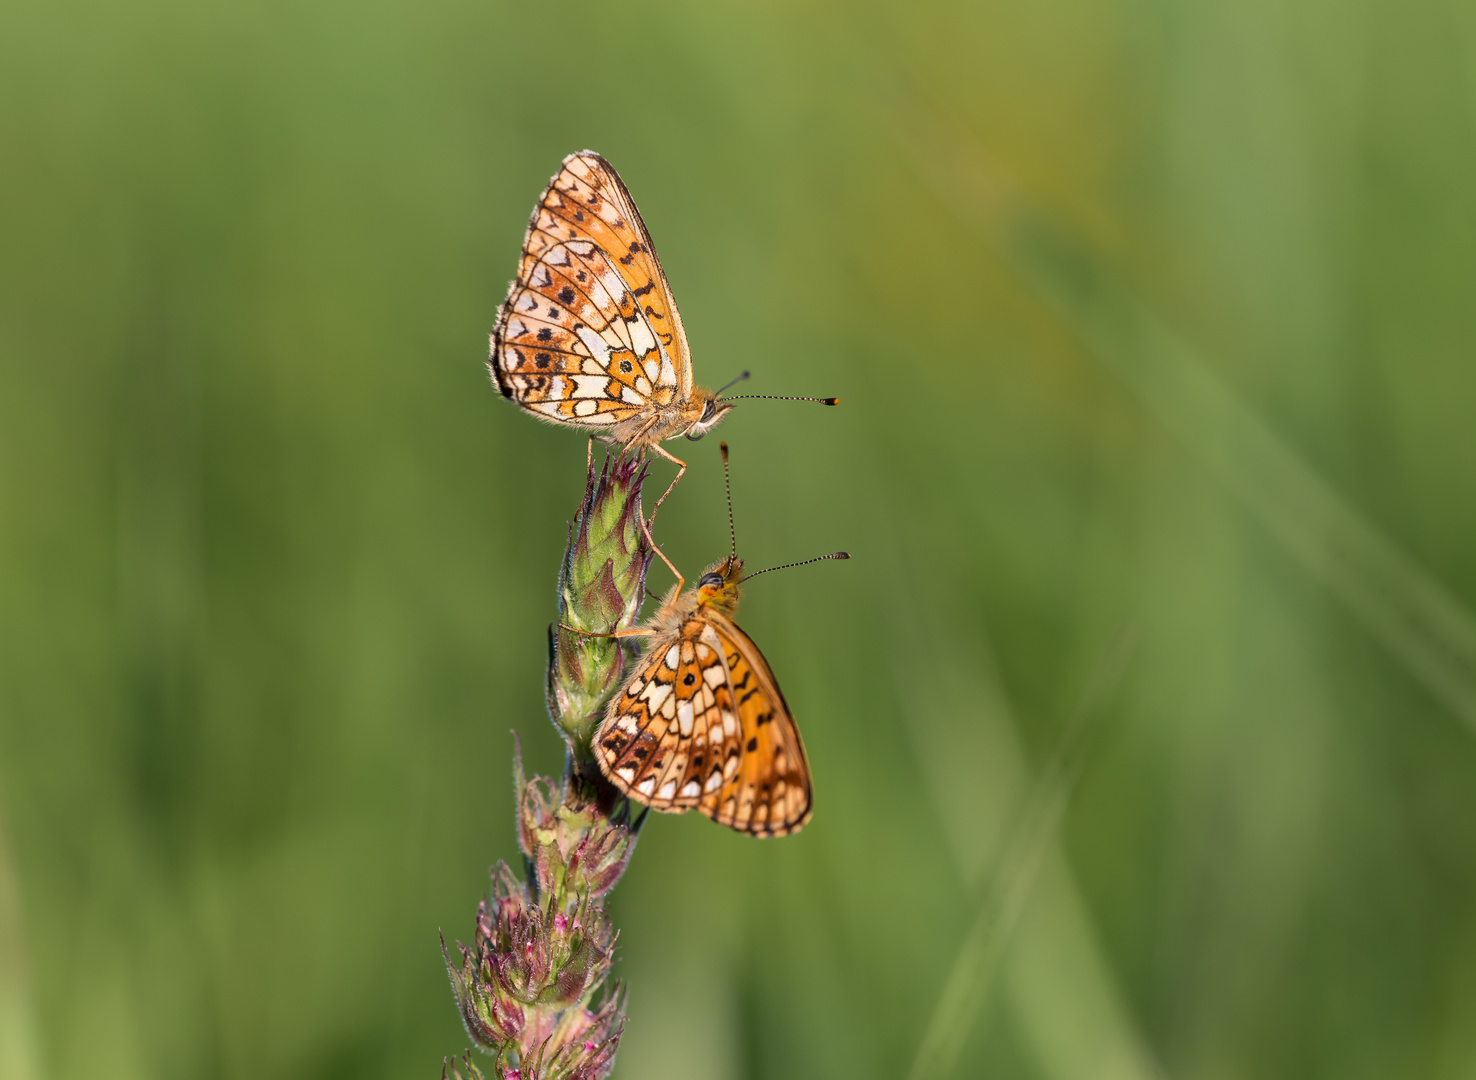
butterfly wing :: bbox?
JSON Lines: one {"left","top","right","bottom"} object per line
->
{"left": 700, "top": 612, "right": 813, "bottom": 837}
{"left": 490, "top": 150, "right": 693, "bottom": 429}
{"left": 595, "top": 613, "right": 813, "bottom": 838}
{"left": 596, "top": 620, "right": 737, "bottom": 811}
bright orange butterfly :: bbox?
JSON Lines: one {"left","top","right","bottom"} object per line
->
{"left": 574, "top": 444, "right": 848, "bottom": 837}
{"left": 489, "top": 150, "right": 835, "bottom": 524}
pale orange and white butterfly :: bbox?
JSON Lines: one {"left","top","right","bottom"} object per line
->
{"left": 488, "top": 150, "right": 835, "bottom": 519}
{"left": 582, "top": 444, "right": 848, "bottom": 837}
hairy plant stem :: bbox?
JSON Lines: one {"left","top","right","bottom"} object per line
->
{"left": 443, "top": 452, "right": 652, "bottom": 1080}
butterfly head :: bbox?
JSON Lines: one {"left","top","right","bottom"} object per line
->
{"left": 694, "top": 556, "right": 744, "bottom": 614}
{"left": 683, "top": 390, "right": 735, "bottom": 442}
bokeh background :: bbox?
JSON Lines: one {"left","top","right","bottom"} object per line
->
{"left": 5, "top": 0, "right": 1476, "bottom": 1077}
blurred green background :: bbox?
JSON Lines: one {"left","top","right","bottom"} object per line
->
{"left": 5, "top": 0, "right": 1476, "bottom": 1077}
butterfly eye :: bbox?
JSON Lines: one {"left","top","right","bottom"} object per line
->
{"left": 698, "top": 572, "right": 724, "bottom": 588}
{"left": 686, "top": 400, "right": 729, "bottom": 441}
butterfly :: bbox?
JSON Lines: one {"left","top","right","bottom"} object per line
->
{"left": 579, "top": 444, "right": 848, "bottom": 837}
{"left": 488, "top": 150, "right": 835, "bottom": 523}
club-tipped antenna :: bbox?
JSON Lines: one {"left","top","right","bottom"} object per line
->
{"left": 721, "top": 394, "right": 840, "bottom": 405}
{"left": 744, "top": 551, "right": 851, "bottom": 583}
{"left": 715, "top": 370, "right": 751, "bottom": 396}
{"left": 719, "top": 441, "right": 736, "bottom": 561}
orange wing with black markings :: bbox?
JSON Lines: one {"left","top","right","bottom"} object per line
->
{"left": 490, "top": 151, "right": 692, "bottom": 428}
{"left": 700, "top": 612, "right": 812, "bottom": 836}
{"left": 595, "top": 613, "right": 813, "bottom": 838}
{"left": 596, "top": 620, "right": 737, "bottom": 812}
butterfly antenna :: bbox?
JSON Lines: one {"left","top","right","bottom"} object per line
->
{"left": 721, "top": 394, "right": 840, "bottom": 405}
{"left": 715, "top": 370, "right": 751, "bottom": 396}
{"left": 744, "top": 551, "right": 850, "bottom": 582}
{"left": 720, "top": 441, "right": 736, "bottom": 562}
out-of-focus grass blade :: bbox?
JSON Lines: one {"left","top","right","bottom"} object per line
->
{"left": 889, "top": 576, "right": 1165, "bottom": 1080}
{"left": 887, "top": 582, "right": 1022, "bottom": 891}
{"left": 907, "top": 633, "right": 1136, "bottom": 1080}
{"left": 0, "top": 800, "right": 41, "bottom": 1080}
{"left": 895, "top": 99, "right": 1476, "bottom": 738}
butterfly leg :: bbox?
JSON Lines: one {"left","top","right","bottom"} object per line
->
{"left": 646, "top": 442, "right": 687, "bottom": 529}
{"left": 587, "top": 435, "right": 620, "bottom": 471}
{"left": 637, "top": 517, "right": 685, "bottom": 597}
{"left": 622, "top": 439, "right": 686, "bottom": 592}
{"left": 558, "top": 622, "right": 655, "bottom": 641}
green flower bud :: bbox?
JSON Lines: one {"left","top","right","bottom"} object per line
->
{"left": 547, "top": 454, "right": 651, "bottom": 759}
